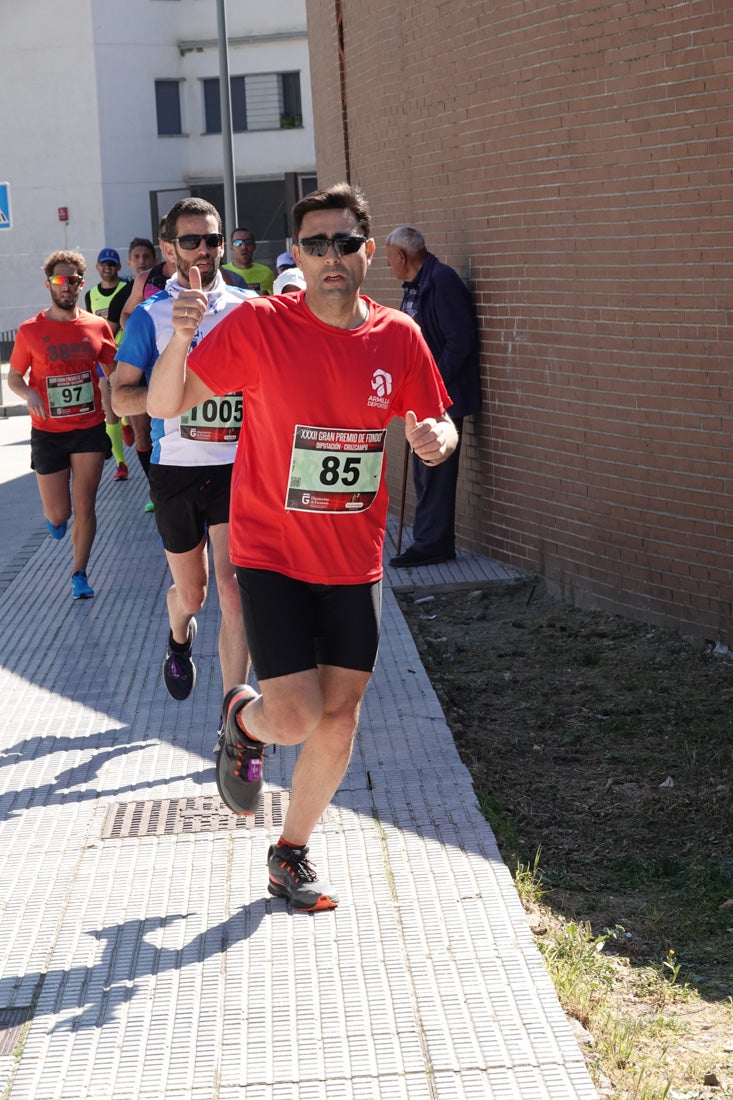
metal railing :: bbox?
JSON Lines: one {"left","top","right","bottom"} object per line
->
{"left": 0, "top": 328, "right": 15, "bottom": 363}
{"left": 0, "top": 329, "right": 17, "bottom": 406}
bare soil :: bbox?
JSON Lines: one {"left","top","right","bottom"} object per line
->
{"left": 396, "top": 578, "right": 733, "bottom": 1098}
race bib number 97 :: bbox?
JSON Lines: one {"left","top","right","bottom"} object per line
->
{"left": 46, "top": 370, "right": 95, "bottom": 418}
{"left": 286, "top": 425, "right": 386, "bottom": 513}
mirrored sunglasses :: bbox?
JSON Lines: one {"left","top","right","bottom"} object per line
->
{"left": 49, "top": 274, "right": 83, "bottom": 286}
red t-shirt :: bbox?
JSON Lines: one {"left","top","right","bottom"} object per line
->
{"left": 188, "top": 292, "right": 451, "bottom": 584}
{"left": 10, "top": 310, "right": 117, "bottom": 432}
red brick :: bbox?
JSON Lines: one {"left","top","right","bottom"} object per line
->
{"left": 307, "top": 0, "right": 733, "bottom": 641}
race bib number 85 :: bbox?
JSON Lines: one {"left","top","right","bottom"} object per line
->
{"left": 286, "top": 425, "right": 386, "bottom": 513}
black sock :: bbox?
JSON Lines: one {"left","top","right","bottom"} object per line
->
{"left": 169, "top": 628, "right": 191, "bottom": 653}
{"left": 277, "top": 837, "right": 305, "bottom": 853}
{"left": 136, "top": 448, "right": 152, "bottom": 478}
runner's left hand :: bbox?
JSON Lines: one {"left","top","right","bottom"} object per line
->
{"left": 171, "top": 264, "right": 207, "bottom": 338}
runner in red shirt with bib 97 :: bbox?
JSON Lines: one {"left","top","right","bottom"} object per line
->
{"left": 8, "top": 250, "right": 116, "bottom": 601}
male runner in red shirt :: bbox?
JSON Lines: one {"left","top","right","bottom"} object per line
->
{"left": 148, "top": 183, "right": 458, "bottom": 911}
{"left": 8, "top": 251, "right": 116, "bottom": 600}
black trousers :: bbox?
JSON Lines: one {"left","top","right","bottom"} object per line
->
{"left": 409, "top": 417, "right": 463, "bottom": 555}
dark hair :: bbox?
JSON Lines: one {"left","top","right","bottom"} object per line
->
{"left": 231, "top": 227, "right": 255, "bottom": 243}
{"left": 43, "top": 250, "right": 86, "bottom": 278}
{"left": 163, "top": 198, "right": 222, "bottom": 241}
{"left": 293, "top": 181, "right": 371, "bottom": 240}
{"left": 128, "top": 237, "right": 156, "bottom": 255}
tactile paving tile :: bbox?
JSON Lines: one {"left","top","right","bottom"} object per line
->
{"left": 0, "top": 453, "right": 597, "bottom": 1098}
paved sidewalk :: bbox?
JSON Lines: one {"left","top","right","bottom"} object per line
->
{"left": 0, "top": 416, "right": 598, "bottom": 1099}
{"left": 0, "top": 364, "right": 27, "bottom": 420}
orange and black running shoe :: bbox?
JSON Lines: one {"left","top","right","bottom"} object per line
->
{"left": 267, "top": 843, "right": 339, "bottom": 911}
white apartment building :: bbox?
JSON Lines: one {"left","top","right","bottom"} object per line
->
{"left": 0, "top": 0, "right": 316, "bottom": 336}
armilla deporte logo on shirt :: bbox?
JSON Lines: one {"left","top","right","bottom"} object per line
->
{"left": 368, "top": 368, "right": 392, "bottom": 409}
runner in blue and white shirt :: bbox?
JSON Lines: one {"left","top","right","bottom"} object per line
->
{"left": 112, "top": 197, "right": 256, "bottom": 723}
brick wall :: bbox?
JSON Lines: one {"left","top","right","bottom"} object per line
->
{"left": 305, "top": 0, "right": 733, "bottom": 642}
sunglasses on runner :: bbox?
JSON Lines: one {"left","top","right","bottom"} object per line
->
{"left": 49, "top": 274, "right": 84, "bottom": 286}
{"left": 171, "top": 233, "right": 224, "bottom": 251}
{"left": 297, "top": 235, "right": 367, "bottom": 258}
{"left": 232, "top": 237, "right": 255, "bottom": 247}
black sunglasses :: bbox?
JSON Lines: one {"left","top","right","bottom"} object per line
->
{"left": 297, "top": 235, "right": 367, "bottom": 258}
{"left": 171, "top": 233, "right": 224, "bottom": 251}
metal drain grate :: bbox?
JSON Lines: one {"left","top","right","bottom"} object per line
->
{"left": 0, "top": 1007, "right": 33, "bottom": 1056}
{"left": 101, "top": 792, "right": 289, "bottom": 840}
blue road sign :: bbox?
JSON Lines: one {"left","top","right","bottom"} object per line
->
{"left": 0, "top": 183, "right": 12, "bottom": 230}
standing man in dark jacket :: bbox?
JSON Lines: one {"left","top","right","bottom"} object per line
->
{"left": 386, "top": 226, "right": 481, "bottom": 566}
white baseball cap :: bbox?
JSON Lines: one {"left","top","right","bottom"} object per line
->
{"left": 273, "top": 267, "right": 306, "bottom": 295}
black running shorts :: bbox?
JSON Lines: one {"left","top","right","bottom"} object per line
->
{"left": 149, "top": 463, "right": 233, "bottom": 554}
{"left": 235, "top": 567, "right": 382, "bottom": 681}
{"left": 30, "top": 422, "right": 111, "bottom": 474}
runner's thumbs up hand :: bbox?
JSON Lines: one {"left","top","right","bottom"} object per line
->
{"left": 405, "top": 410, "right": 419, "bottom": 439}
{"left": 172, "top": 262, "right": 207, "bottom": 339}
{"left": 405, "top": 409, "right": 443, "bottom": 467}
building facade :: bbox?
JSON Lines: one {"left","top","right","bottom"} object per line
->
{"left": 306, "top": 0, "right": 733, "bottom": 644}
{"left": 0, "top": 0, "right": 315, "bottom": 332}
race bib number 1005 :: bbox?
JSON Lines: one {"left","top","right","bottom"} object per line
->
{"left": 180, "top": 393, "right": 242, "bottom": 443}
{"left": 286, "top": 425, "right": 386, "bottom": 513}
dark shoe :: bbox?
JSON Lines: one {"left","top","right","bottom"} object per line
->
{"left": 214, "top": 684, "right": 253, "bottom": 751}
{"left": 267, "top": 843, "right": 339, "bottom": 911}
{"left": 389, "top": 545, "right": 456, "bottom": 568}
{"left": 216, "top": 684, "right": 264, "bottom": 814}
{"left": 162, "top": 618, "right": 197, "bottom": 701}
